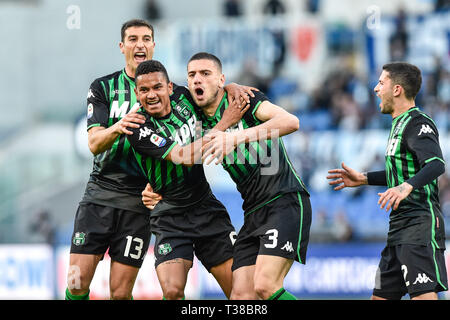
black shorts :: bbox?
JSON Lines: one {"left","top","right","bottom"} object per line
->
{"left": 150, "top": 194, "right": 235, "bottom": 272}
{"left": 70, "top": 203, "right": 151, "bottom": 268}
{"left": 373, "top": 243, "right": 448, "bottom": 299}
{"left": 232, "top": 192, "right": 312, "bottom": 271}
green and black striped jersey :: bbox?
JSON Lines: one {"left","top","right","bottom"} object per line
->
{"left": 385, "top": 106, "right": 445, "bottom": 248}
{"left": 81, "top": 69, "right": 149, "bottom": 214}
{"left": 127, "top": 87, "right": 211, "bottom": 216}
{"left": 178, "top": 87, "right": 309, "bottom": 215}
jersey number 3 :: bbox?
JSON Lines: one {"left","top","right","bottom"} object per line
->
{"left": 264, "top": 229, "right": 279, "bottom": 249}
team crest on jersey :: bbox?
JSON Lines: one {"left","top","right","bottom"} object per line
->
{"left": 158, "top": 243, "right": 172, "bottom": 255}
{"left": 73, "top": 232, "right": 86, "bottom": 246}
{"left": 87, "top": 103, "right": 94, "bottom": 119}
{"left": 175, "top": 103, "right": 190, "bottom": 117}
{"left": 150, "top": 134, "right": 166, "bottom": 147}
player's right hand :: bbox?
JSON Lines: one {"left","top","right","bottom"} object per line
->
{"left": 326, "top": 162, "right": 367, "bottom": 190}
{"left": 116, "top": 112, "right": 146, "bottom": 135}
{"left": 142, "top": 183, "right": 162, "bottom": 210}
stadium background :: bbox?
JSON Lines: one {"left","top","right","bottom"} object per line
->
{"left": 0, "top": 0, "right": 449, "bottom": 299}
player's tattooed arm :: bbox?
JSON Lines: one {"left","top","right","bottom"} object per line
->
{"left": 377, "top": 182, "right": 413, "bottom": 212}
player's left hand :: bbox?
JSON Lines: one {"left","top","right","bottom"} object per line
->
{"left": 141, "top": 183, "right": 162, "bottom": 210}
{"left": 202, "top": 131, "right": 238, "bottom": 165}
{"left": 221, "top": 97, "right": 250, "bottom": 127}
{"left": 377, "top": 182, "right": 413, "bottom": 212}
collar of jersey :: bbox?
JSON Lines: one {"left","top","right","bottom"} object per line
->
{"left": 155, "top": 109, "right": 173, "bottom": 121}
{"left": 122, "top": 68, "right": 135, "bottom": 82}
{"left": 392, "top": 106, "right": 418, "bottom": 124}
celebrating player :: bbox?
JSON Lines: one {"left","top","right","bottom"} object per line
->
{"left": 143, "top": 52, "right": 312, "bottom": 300}
{"left": 67, "top": 19, "right": 255, "bottom": 300}
{"left": 127, "top": 59, "right": 250, "bottom": 299}
{"left": 327, "top": 62, "right": 447, "bottom": 300}
{"left": 66, "top": 19, "right": 155, "bottom": 300}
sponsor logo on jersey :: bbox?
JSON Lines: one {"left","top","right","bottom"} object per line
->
{"left": 87, "top": 89, "right": 95, "bottom": 99}
{"left": 173, "top": 116, "right": 196, "bottom": 146}
{"left": 413, "top": 273, "right": 433, "bottom": 285}
{"left": 113, "top": 89, "right": 129, "bottom": 94}
{"left": 150, "top": 134, "right": 166, "bottom": 147}
{"left": 109, "top": 101, "right": 140, "bottom": 118}
{"left": 73, "top": 232, "right": 86, "bottom": 246}
{"left": 281, "top": 241, "right": 294, "bottom": 252}
{"left": 109, "top": 89, "right": 129, "bottom": 99}
{"left": 418, "top": 124, "right": 435, "bottom": 136}
{"left": 386, "top": 138, "right": 399, "bottom": 156}
{"left": 158, "top": 243, "right": 172, "bottom": 255}
{"left": 87, "top": 103, "right": 94, "bottom": 119}
{"left": 139, "top": 126, "right": 153, "bottom": 140}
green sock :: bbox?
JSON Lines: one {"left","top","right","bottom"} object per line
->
{"left": 162, "top": 295, "right": 185, "bottom": 300}
{"left": 267, "top": 288, "right": 297, "bottom": 300}
{"left": 65, "top": 288, "right": 90, "bottom": 300}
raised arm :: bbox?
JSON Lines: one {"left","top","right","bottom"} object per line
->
{"left": 201, "top": 100, "right": 299, "bottom": 164}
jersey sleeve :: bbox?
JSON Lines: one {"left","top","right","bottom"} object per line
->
{"left": 244, "top": 90, "right": 269, "bottom": 124}
{"left": 86, "top": 79, "right": 110, "bottom": 130}
{"left": 127, "top": 117, "right": 178, "bottom": 160}
{"left": 404, "top": 115, "right": 445, "bottom": 167}
{"left": 171, "top": 85, "right": 201, "bottom": 115}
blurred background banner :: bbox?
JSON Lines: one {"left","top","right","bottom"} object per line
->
{"left": 0, "top": 0, "right": 449, "bottom": 299}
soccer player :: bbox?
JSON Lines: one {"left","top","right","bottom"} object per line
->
{"left": 67, "top": 19, "right": 253, "bottom": 300}
{"left": 327, "top": 62, "right": 447, "bottom": 300}
{"left": 126, "top": 60, "right": 248, "bottom": 299}
{"left": 145, "top": 52, "right": 312, "bottom": 300}
{"left": 66, "top": 19, "right": 155, "bottom": 300}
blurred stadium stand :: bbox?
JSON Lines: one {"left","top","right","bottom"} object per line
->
{"left": 0, "top": 0, "right": 449, "bottom": 299}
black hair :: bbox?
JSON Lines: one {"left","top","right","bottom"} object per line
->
{"left": 121, "top": 19, "right": 154, "bottom": 42}
{"left": 382, "top": 62, "right": 422, "bottom": 100}
{"left": 135, "top": 60, "right": 170, "bottom": 83}
{"left": 188, "top": 52, "right": 222, "bottom": 72}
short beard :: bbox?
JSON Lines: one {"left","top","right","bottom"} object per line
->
{"left": 381, "top": 95, "right": 394, "bottom": 114}
{"left": 196, "top": 89, "right": 219, "bottom": 109}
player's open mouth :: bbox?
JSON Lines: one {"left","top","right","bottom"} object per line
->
{"left": 134, "top": 52, "right": 146, "bottom": 62}
{"left": 147, "top": 100, "right": 160, "bottom": 107}
{"left": 195, "top": 88, "right": 204, "bottom": 98}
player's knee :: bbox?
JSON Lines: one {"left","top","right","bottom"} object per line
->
{"left": 67, "top": 274, "right": 90, "bottom": 296}
{"left": 253, "top": 276, "right": 279, "bottom": 300}
{"left": 230, "top": 287, "right": 258, "bottom": 300}
{"left": 163, "top": 285, "right": 185, "bottom": 300}
{"left": 110, "top": 288, "right": 132, "bottom": 300}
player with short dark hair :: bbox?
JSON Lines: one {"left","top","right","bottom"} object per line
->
{"left": 66, "top": 19, "right": 254, "bottom": 300}
{"left": 66, "top": 19, "right": 155, "bottom": 301}
{"left": 327, "top": 62, "right": 447, "bottom": 300}
{"left": 127, "top": 59, "right": 248, "bottom": 299}
{"left": 144, "top": 52, "right": 312, "bottom": 300}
